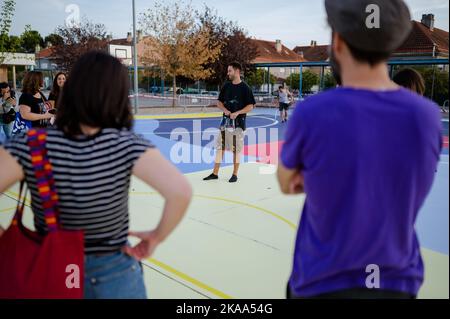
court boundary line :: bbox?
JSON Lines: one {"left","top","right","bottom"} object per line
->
{"left": 1, "top": 189, "right": 234, "bottom": 300}
{"left": 131, "top": 191, "right": 297, "bottom": 230}
{"left": 0, "top": 207, "right": 16, "bottom": 213}
{"left": 140, "top": 261, "right": 212, "bottom": 299}
{"left": 142, "top": 115, "right": 279, "bottom": 134}
{"left": 147, "top": 258, "right": 232, "bottom": 299}
{"left": 135, "top": 113, "right": 222, "bottom": 120}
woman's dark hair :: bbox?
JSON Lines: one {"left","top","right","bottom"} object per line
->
{"left": 50, "top": 72, "right": 67, "bottom": 101}
{"left": 393, "top": 68, "right": 425, "bottom": 96}
{"left": 56, "top": 51, "right": 133, "bottom": 136}
{"left": 22, "top": 71, "right": 44, "bottom": 95}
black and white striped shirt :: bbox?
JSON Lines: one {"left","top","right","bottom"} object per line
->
{"left": 3, "top": 127, "right": 154, "bottom": 254}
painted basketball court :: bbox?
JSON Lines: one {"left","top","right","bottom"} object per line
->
{"left": 0, "top": 108, "right": 448, "bottom": 299}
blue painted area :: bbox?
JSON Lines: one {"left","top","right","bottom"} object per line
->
{"left": 152, "top": 115, "right": 286, "bottom": 147}
{"left": 133, "top": 118, "right": 261, "bottom": 174}
{"left": 416, "top": 155, "right": 449, "bottom": 255}
{"left": 442, "top": 120, "right": 448, "bottom": 136}
{"left": 134, "top": 115, "right": 449, "bottom": 256}
{"left": 442, "top": 120, "right": 449, "bottom": 155}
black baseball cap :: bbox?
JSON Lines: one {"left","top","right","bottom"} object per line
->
{"left": 325, "top": 0, "right": 412, "bottom": 53}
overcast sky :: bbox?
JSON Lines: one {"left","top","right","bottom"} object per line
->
{"left": 8, "top": 0, "right": 450, "bottom": 49}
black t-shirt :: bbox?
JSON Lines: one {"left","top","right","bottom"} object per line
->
{"left": 48, "top": 91, "right": 59, "bottom": 109}
{"left": 19, "top": 91, "right": 49, "bottom": 128}
{"left": 218, "top": 81, "right": 256, "bottom": 130}
{"left": 48, "top": 92, "right": 57, "bottom": 101}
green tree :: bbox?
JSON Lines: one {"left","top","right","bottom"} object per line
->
{"left": 246, "top": 68, "right": 276, "bottom": 89}
{"left": 397, "top": 66, "right": 449, "bottom": 106}
{"left": 0, "top": 0, "right": 15, "bottom": 64}
{"left": 20, "top": 24, "right": 44, "bottom": 53}
{"left": 198, "top": 6, "right": 258, "bottom": 87}
{"left": 44, "top": 33, "right": 63, "bottom": 47}
{"left": 286, "top": 70, "right": 319, "bottom": 92}
{"left": 323, "top": 71, "right": 337, "bottom": 90}
{"left": 421, "top": 67, "right": 449, "bottom": 106}
{"left": 140, "top": 1, "right": 221, "bottom": 106}
{"left": 6, "top": 35, "right": 21, "bottom": 51}
{"left": 53, "top": 19, "right": 108, "bottom": 72}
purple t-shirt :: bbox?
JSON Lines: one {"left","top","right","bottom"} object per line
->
{"left": 281, "top": 87, "right": 442, "bottom": 297}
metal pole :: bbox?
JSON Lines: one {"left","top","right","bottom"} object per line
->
{"left": 290, "top": 67, "right": 293, "bottom": 89}
{"left": 161, "top": 69, "right": 166, "bottom": 96}
{"left": 132, "top": 0, "right": 139, "bottom": 114}
{"left": 12, "top": 65, "right": 17, "bottom": 91}
{"left": 299, "top": 64, "right": 303, "bottom": 98}
{"left": 431, "top": 65, "right": 436, "bottom": 101}
{"left": 320, "top": 66, "right": 324, "bottom": 91}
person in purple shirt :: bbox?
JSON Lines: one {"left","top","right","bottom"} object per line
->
{"left": 277, "top": 0, "right": 443, "bottom": 299}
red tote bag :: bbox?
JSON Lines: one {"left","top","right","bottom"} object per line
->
{"left": 0, "top": 129, "right": 84, "bottom": 299}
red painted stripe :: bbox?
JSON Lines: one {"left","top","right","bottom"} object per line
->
{"left": 243, "top": 141, "right": 284, "bottom": 164}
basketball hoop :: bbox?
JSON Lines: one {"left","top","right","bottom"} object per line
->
{"left": 118, "top": 58, "right": 132, "bottom": 66}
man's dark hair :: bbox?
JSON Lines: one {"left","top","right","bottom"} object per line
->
{"left": 0, "top": 82, "right": 9, "bottom": 90}
{"left": 56, "top": 50, "right": 133, "bottom": 136}
{"left": 345, "top": 41, "right": 391, "bottom": 67}
{"left": 229, "top": 62, "right": 242, "bottom": 72}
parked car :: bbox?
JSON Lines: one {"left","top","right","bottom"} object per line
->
{"left": 200, "top": 91, "right": 218, "bottom": 97}
{"left": 184, "top": 88, "right": 200, "bottom": 95}
{"left": 168, "top": 87, "right": 184, "bottom": 95}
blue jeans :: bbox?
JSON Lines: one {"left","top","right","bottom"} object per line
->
{"left": 84, "top": 251, "right": 147, "bottom": 299}
{"left": 0, "top": 121, "right": 13, "bottom": 139}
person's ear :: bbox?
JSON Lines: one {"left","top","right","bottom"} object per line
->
{"left": 333, "top": 32, "right": 350, "bottom": 63}
{"left": 332, "top": 32, "right": 343, "bottom": 55}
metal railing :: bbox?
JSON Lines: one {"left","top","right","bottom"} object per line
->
{"left": 129, "top": 93, "right": 303, "bottom": 112}
{"left": 442, "top": 100, "right": 449, "bottom": 114}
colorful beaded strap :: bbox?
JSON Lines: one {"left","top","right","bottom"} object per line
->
{"left": 26, "top": 128, "right": 60, "bottom": 232}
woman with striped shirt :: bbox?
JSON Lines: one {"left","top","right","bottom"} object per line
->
{"left": 0, "top": 51, "right": 192, "bottom": 299}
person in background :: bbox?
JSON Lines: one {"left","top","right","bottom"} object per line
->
{"left": 48, "top": 72, "right": 67, "bottom": 109}
{"left": 393, "top": 68, "right": 425, "bottom": 96}
{"left": 0, "top": 82, "right": 17, "bottom": 139}
{"left": 203, "top": 62, "right": 256, "bottom": 183}
{"left": 278, "top": 84, "right": 292, "bottom": 123}
{"left": 278, "top": 0, "right": 442, "bottom": 299}
{"left": 15, "top": 71, "right": 54, "bottom": 132}
{"left": 0, "top": 51, "right": 192, "bottom": 299}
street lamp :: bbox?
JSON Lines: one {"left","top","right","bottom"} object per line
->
{"left": 132, "top": 0, "right": 139, "bottom": 115}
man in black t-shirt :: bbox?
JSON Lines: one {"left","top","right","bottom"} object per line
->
{"left": 203, "top": 62, "right": 256, "bottom": 183}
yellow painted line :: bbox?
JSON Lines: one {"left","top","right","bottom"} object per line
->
{"left": 0, "top": 207, "right": 16, "bottom": 213}
{"left": 135, "top": 113, "right": 222, "bottom": 120}
{"left": 3, "top": 190, "right": 31, "bottom": 206}
{"left": 130, "top": 192, "right": 297, "bottom": 230}
{"left": 3, "top": 187, "right": 233, "bottom": 299}
{"left": 148, "top": 258, "right": 233, "bottom": 299}
{"left": 195, "top": 194, "right": 297, "bottom": 230}
{"left": 3, "top": 189, "right": 231, "bottom": 298}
